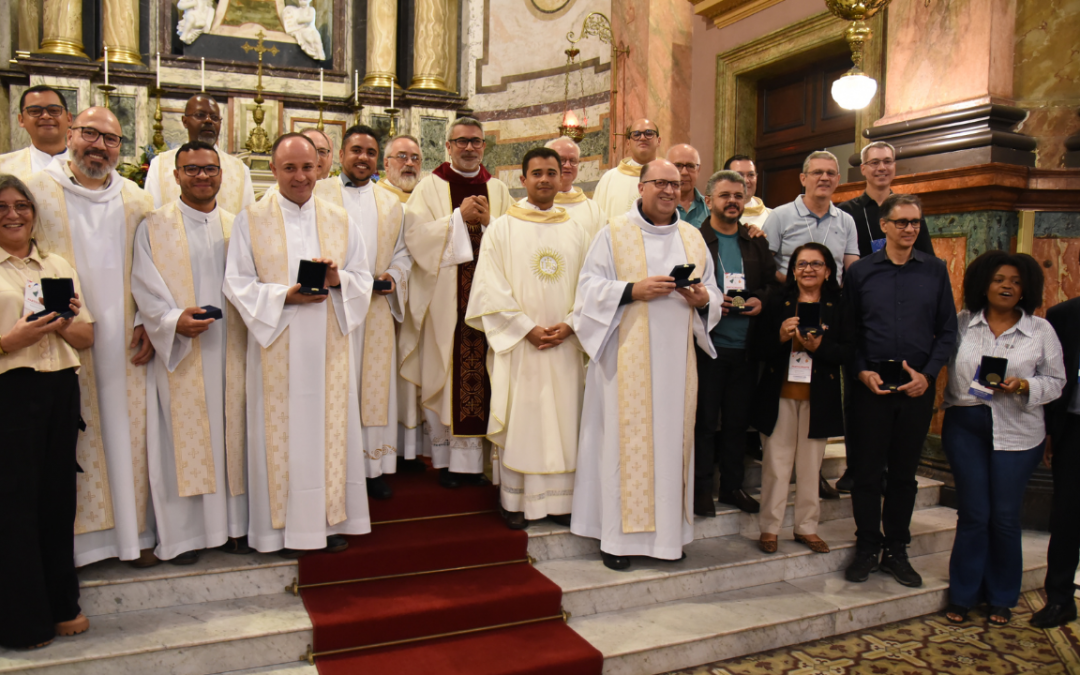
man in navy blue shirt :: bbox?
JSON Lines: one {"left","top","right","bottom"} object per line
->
{"left": 842, "top": 193, "right": 957, "bottom": 588}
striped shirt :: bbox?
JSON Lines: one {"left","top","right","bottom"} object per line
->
{"left": 943, "top": 309, "right": 1066, "bottom": 450}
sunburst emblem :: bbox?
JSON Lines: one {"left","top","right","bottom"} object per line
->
{"left": 531, "top": 247, "right": 565, "bottom": 283}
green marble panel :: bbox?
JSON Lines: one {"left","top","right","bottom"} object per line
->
{"left": 420, "top": 116, "right": 448, "bottom": 172}
{"left": 1034, "top": 211, "right": 1080, "bottom": 238}
{"left": 924, "top": 210, "right": 1017, "bottom": 263}
{"left": 481, "top": 117, "right": 611, "bottom": 176}
{"left": 110, "top": 94, "right": 138, "bottom": 160}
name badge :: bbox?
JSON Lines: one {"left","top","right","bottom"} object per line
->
{"left": 788, "top": 350, "right": 812, "bottom": 383}
{"left": 23, "top": 280, "right": 44, "bottom": 316}
{"left": 968, "top": 365, "right": 995, "bottom": 402}
{"left": 723, "top": 272, "right": 746, "bottom": 292}
{"left": 870, "top": 238, "right": 886, "bottom": 253}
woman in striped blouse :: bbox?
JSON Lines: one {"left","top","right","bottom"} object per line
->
{"left": 941, "top": 251, "right": 1065, "bottom": 627}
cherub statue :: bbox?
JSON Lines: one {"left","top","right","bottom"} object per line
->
{"left": 177, "top": 0, "right": 216, "bottom": 44}
{"left": 283, "top": 0, "right": 326, "bottom": 61}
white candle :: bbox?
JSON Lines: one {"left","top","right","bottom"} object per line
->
{"left": 319, "top": 69, "right": 324, "bottom": 102}
{"left": 104, "top": 46, "right": 109, "bottom": 86}
{"left": 354, "top": 70, "right": 359, "bottom": 105}
{"left": 390, "top": 82, "right": 394, "bottom": 109}
{"left": 200, "top": 58, "right": 205, "bottom": 92}
{"left": 156, "top": 52, "right": 161, "bottom": 89}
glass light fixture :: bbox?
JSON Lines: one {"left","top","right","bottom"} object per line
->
{"left": 824, "top": 0, "right": 890, "bottom": 110}
{"left": 831, "top": 68, "right": 878, "bottom": 110}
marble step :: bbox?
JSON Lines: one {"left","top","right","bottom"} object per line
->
{"left": 77, "top": 549, "right": 297, "bottom": 617}
{"left": 540, "top": 504, "right": 958, "bottom": 619}
{"left": 526, "top": 474, "right": 941, "bottom": 563}
{"left": 571, "top": 531, "right": 1050, "bottom": 675}
{"left": 218, "top": 664, "right": 316, "bottom": 675}
{"left": 0, "top": 594, "right": 312, "bottom": 675}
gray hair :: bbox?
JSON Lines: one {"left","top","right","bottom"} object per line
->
{"left": 300, "top": 127, "right": 333, "bottom": 149}
{"left": 705, "top": 170, "right": 746, "bottom": 197}
{"left": 447, "top": 116, "right": 483, "bottom": 141}
{"left": 0, "top": 173, "right": 44, "bottom": 255}
{"left": 860, "top": 141, "right": 896, "bottom": 163}
{"left": 880, "top": 193, "right": 923, "bottom": 220}
{"left": 386, "top": 134, "right": 422, "bottom": 156}
{"left": 802, "top": 150, "right": 839, "bottom": 174}
{"left": 545, "top": 136, "right": 579, "bottom": 150}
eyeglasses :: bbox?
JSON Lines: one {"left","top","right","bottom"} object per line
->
{"left": 628, "top": 130, "right": 658, "bottom": 140}
{"left": 23, "top": 105, "right": 66, "bottom": 118}
{"left": 672, "top": 163, "right": 700, "bottom": 171}
{"left": 641, "top": 179, "right": 681, "bottom": 191}
{"left": 389, "top": 152, "right": 421, "bottom": 163}
{"left": 795, "top": 260, "right": 826, "bottom": 270}
{"left": 180, "top": 164, "right": 222, "bottom": 177}
{"left": 862, "top": 158, "right": 895, "bottom": 168}
{"left": 560, "top": 157, "right": 580, "bottom": 167}
{"left": 449, "top": 137, "right": 485, "bottom": 149}
{"left": 187, "top": 111, "right": 222, "bottom": 123}
{"left": 0, "top": 201, "right": 34, "bottom": 217}
{"left": 314, "top": 148, "right": 332, "bottom": 158}
{"left": 72, "top": 126, "right": 122, "bottom": 148}
{"left": 805, "top": 170, "right": 839, "bottom": 178}
{"left": 884, "top": 218, "right": 921, "bottom": 230}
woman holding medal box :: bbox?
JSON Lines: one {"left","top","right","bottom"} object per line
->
{"left": 941, "top": 251, "right": 1065, "bottom": 627}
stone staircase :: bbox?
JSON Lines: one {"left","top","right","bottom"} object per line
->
{"left": 0, "top": 444, "right": 1051, "bottom": 675}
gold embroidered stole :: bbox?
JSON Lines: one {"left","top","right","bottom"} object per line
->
{"left": 246, "top": 193, "right": 351, "bottom": 528}
{"left": 144, "top": 203, "right": 249, "bottom": 497}
{"left": 25, "top": 174, "right": 153, "bottom": 534}
{"left": 0, "top": 147, "right": 32, "bottom": 178}
{"left": 505, "top": 203, "right": 569, "bottom": 223}
{"left": 375, "top": 179, "right": 410, "bottom": 203}
{"left": 554, "top": 187, "right": 587, "bottom": 205}
{"left": 616, "top": 159, "right": 643, "bottom": 177}
{"left": 609, "top": 216, "right": 706, "bottom": 533}
{"left": 159, "top": 148, "right": 247, "bottom": 215}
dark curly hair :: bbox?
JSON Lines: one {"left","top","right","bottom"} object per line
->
{"left": 962, "top": 250, "right": 1044, "bottom": 315}
{"left": 783, "top": 243, "right": 841, "bottom": 298}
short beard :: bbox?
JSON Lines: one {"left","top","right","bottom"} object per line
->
{"left": 198, "top": 130, "right": 219, "bottom": 144}
{"left": 393, "top": 171, "right": 419, "bottom": 192}
{"left": 73, "top": 149, "right": 116, "bottom": 180}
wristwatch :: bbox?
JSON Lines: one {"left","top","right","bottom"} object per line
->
{"left": 1018, "top": 379, "right": 1030, "bottom": 394}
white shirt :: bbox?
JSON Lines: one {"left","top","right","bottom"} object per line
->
{"left": 31, "top": 145, "right": 68, "bottom": 173}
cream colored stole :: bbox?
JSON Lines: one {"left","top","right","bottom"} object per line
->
{"left": 375, "top": 179, "right": 410, "bottom": 203}
{"left": 25, "top": 174, "right": 153, "bottom": 534}
{"left": 314, "top": 179, "right": 402, "bottom": 428}
{"left": 0, "top": 147, "right": 32, "bottom": 178}
{"left": 616, "top": 158, "right": 643, "bottom": 178}
{"left": 608, "top": 215, "right": 706, "bottom": 533}
{"left": 159, "top": 148, "right": 247, "bottom": 215}
{"left": 554, "top": 187, "right": 587, "bottom": 206}
{"left": 144, "top": 202, "right": 249, "bottom": 497}
{"left": 246, "top": 193, "right": 351, "bottom": 529}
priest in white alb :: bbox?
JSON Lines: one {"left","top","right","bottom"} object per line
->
{"left": 224, "top": 133, "right": 374, "bottom": 556}
{"left": 0, "top": 85, "right": 71, "bottom": 178}
{"left": 545, "top": 136, "right": 606, "bottom": 241}
{"left": 571, "top": 159, "right": 721, "bottom": 570}
{"left": 465, "top": 147, "right": 591, "bottom": 530}
{"left": 144, "top": 94, "right": 255, "bottom": 214}
{"left": 25, "top": 107, "right": 159, "bottom": 567}
{"left": 132, "top": 141, "right": 250, "bottom": 564}
{"left": 592, "top": 118, "right": 660, "bottom": 221}
{"left": 313, "top": 125, "right": 411, "bottom": 500}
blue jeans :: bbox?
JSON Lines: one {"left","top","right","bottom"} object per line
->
{"left": 942, "top": 405, "right": 1043, "bottom": 608}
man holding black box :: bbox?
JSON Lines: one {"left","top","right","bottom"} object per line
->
{"left": 693, "top": 170, "right": 776, "bottom": 516}
{"left": 842, "top": 193, "right": 957, "bottom": 587}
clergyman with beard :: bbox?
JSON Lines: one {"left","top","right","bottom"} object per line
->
{"left": 378, "top": 134, "right": 422, "bottom": 202}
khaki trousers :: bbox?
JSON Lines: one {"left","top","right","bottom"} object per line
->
{"left": 759, "top": 398, "right": 827, "bottom": 536}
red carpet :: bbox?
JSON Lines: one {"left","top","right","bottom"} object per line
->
{"left": 298, "top": 468, "right": 604, "bottom": 675}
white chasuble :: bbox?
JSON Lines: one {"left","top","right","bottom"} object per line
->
{"left": 132, "top": 201, "right": 249, "bottom": 560}
{"left": 592, "top": 159, "right": 642, "bottom": 227}
{"left": 314, "top": 177, "right": 412, "bottom": 477}
{"left": 26, "top": 164, "right": 156, "bottom": 565}
{"left": 224, "top": 193, "right": 373, "bottom": 552}
{"left": 145, "top": 146, "right": 255, "bottom": 214}
{"left": 555, "top": 187, "right": 607, "bottom": 242}
{"left": 570, "top": 204, "right": 721, "bottom": 559}
{"left": 464, "top": 203, "right": 590, "bottom": 518}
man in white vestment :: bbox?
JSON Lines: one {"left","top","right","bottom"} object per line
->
{"left": 0, "top": 85, "right": 71, "bottom": 178}
{"left": 379, "top": 135, "right": 422, "bottom": 200}
{"left": 545, "top": 136, "right": 606, "bottom": 241}
{"left": 312, "top": 125, "right": 411, "bottom": 500}
{"left": 25, "top": 107, "right": 159, "bottom": 567}
{"left": 260, "top": 128, "right": 335, "bottom": 203}
{"left": 144, "top": 95, "right": 255, "bottom": 213}
{"left": 723, "top": 155, "right": 772, "bottom": 229}
{"left": 132, "top": 141, "right": 251, "bottom": 564}
{"left": 465, "top": 147, "right": 591, "bottom": 530}
{"left": 224, "top": 133, "right": 374, "bottom": 557}
{"left": 592, "top": 118, "right": 661, "bottom": 221}
{"left": 571, "top": 159, "right": 721, "bottom": 570}
{"left": 402, "top": 117, "right": 512, "bottom": 489}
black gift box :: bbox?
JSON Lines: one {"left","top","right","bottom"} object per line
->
{"left": 373, "top": 279, "right": 392, "bottom": 291}
{"left": 30, "top": 277, "right": 75, "bottom": 322}
{"left": 879, "top": 359, "right": 906, "bottom": 391}
{"left": 670, "top": 263, "right": 698, "bottom": 288}
{"left": 796, "top": 302, "right": 821, "bottom": 336}
{"left": 297, "top": 260, "right": 329, "bottom": 295}
{"left": 198, "top": 305, "right": 223, "bottom": 321}
{"left": 979, "top": 356, "right": 1009, "bottom": 389}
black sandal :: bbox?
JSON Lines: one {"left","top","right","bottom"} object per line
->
{"left": 988, "top": 606, "right": 1012, "bottom": 626}
{"left": 943, "top": 603, "right": 970, "bottom": 624}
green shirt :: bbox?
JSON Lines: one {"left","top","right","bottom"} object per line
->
{"left": 711, "top": 231, "right": 750, "bottom": 350}
{"left": 677, "top": 189, "right": 709, "bottom": 228}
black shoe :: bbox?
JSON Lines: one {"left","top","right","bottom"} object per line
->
{"left": 456, "top": 472, "right": 492, "bottom": 487}
{"left": 366, "top": 475, "right": 393, "bottom": 500}
{"left": 168, "top": 550, "right": 199, "bottom": 565}
{"left": 548, "top": 513, "right": 572, "bottom": 527}
{"left": 325, "top": 535, "right": 349, "bottom": 553}
{"left": 819, "top": 475, "right": 841, "bottom": 500}
{"left": 694, "top": 493, "right": 717, "bottom": 517}
{"left": 397, "top": 457, "right": 428, "bottom": 474}
{"left": 218, "top": 536, "right": 253, "bottom": 555}
{"left": 1031, "top": 602, "right": 1078, "bottom": 628}
{"left": 601, "top": 551, "right": 631, "bottom": 570}
{"left": 845, "top": 549, "right": 880, "bottom": 582}
{"left": 502, "top": 509, "right": 528, "bottom": 530}
{"left": 718, "top": 489, "right": 760, "bottom": 514}
{"left": 835, "top": 470, "right": 854, "bottom": 494}
{"left": 880, "top": 547, "right": 923, "bottom": 587}
{"left": 278, "top": 548, "right": 306, "bottom": 559}
{"left": 438, "top": 467, "right": 461, "bottom": 489}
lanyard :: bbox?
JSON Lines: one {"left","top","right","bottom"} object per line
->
{"left": 861, "top": 205, "right": 876, "bottom": 244}
{"left": 803, "top": 215, "right": 831, "bottom": 248}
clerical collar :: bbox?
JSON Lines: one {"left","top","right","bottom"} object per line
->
{"left": 340, "top": 173, "right": 373, "bottom": 190}
{"left": 517, "top": 197, "right": 554, "bottom": 212}
{"left": 177, "top": 197, "right": 219, "bottom": 222}
{"left": 635, "top": 200, "right": 677, "bottom": 226}
{"left": 62, "top": 159, "right": 112, "bottom": 190}
{"left": 627, "top": 158, "right": 642, "bottom": 167}
{"left": 279, "top": 193, "right": 315, "bottom": 214}
{"left": 450, "top": 165, "right": 480, "bottom": 179}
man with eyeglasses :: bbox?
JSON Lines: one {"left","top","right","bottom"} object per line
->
{"left": 25, "top": 106, "right": 160, "bottom": 568}
{"left": 379, "top": 135, "right": 423, "bottom": 202}
{"left": 131, "top": 140, "right": 252, "bottom": 565}
{"left": 403, "top": 116, "right": 511, "bottom": 489}
{"left": 0, "top": 85, "right": 71, "bottom": 178}
{"left": 545, "top": 135, "right": 606, "bottom": 240}
{"left": 144, "top": 94, "right": 255, "bottom": 214}
{"left": 303, "top": 129, "right": 335, "bottom": 181}
{"left": 842, "top": 193, "right": 957, "bottom": 587}
{"left": 313, "top": 125, "right": 413, "bottom": 499}
{"left": 723, "top": 155, "right": 772, "bottom": 228}
{"left": 593, "top": 118, "right": 661, "bottom": 222}
{"left": 762, "top": 150, "right": 860, "bottom": 284}
{"left": 667, "top": 144, "right": 708, "bottom": 228}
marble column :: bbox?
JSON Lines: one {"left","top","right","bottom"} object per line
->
{"left": 17, "top": 0, "right": 41, "bottom": 54}
{"left": 39, "top": 0, "right": 88, "bottom": 59}
{"left": 364, "top": 0, "right": 398, "bottom": 88}
{"left": 410, "top": 0, "right": 453, "bottom": 91}
{"left": 103, "top": 0, "right": 143, "bottom": 66}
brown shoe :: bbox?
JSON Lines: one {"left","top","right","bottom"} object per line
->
{"left": 128, "top": 548, "right": 160, "bottom": 569}
{"left": 758, "top": 536, "right": 778, "bottom": 553}
{"left": 55, "top": 614, "right": 89, "bottom": 637}
{"left": 794, "top": 534, "right": 830, "bottom": 553}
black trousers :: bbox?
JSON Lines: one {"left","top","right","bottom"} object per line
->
{"left": 694, "top": 346, "right": 754, "bottom": 497}
{"left": 846, "top": 381, "right": 935, "bottom": 553}
{"left": 0, "top": 368, "right": 82, "bottom": 648}
{"left": 1045, "top": 413, "right": 1080, "bottom": 606}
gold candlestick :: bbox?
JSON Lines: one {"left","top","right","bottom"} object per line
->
{"left": 151, "top": 87, "right": 166, "bottom": 152}
{"left": 98, "top": 84, "right": 116, "bottom": 109}
{"left": 242, "top": 31, "right": 279, "bottom": 154}
{"left": 316, "top": 101, "right": 327, "bottom": 131}
{"left": 351, "top": 101, "right": 364, "bottom": 126}
{"left": 385, "top": 107, "right": 400, "bottom": 138}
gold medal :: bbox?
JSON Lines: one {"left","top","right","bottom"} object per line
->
{"left": 986, "top": 373, "right": 1002, "bottom": 385}
{"left": 732, "top": 295, "right": 746, "bottom": 309}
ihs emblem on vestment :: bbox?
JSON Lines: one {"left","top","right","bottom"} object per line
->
{"left": 531, "top": 247, "right": 565, "bottom": 283}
